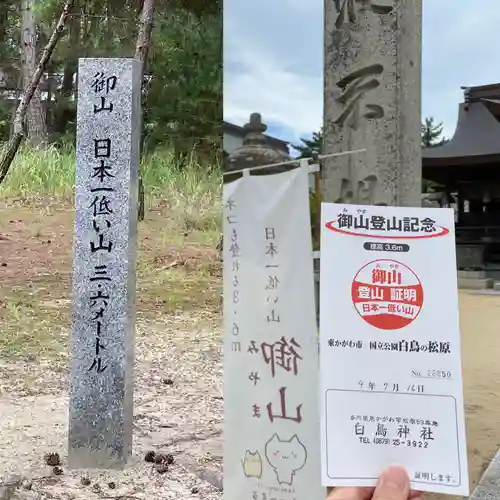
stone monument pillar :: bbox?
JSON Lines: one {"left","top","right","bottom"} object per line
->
{"left": 68, "top": 58, "right": 140, "bottom": 469}
{"left": 322, "top": 0, "right": 422, "bottom": 207}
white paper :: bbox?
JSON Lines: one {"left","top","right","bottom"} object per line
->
{"left": 319, "top": 203, "right": 469, "bottom": 496}
{"left": 223, "top": 167, "right": 324, "bottom": 500}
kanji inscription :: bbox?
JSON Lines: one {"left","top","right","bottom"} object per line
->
{"left": 334, "top": 0, "right": 394, "bottom": 29}
{"left": 334, "top": 64, "right": 384, "bottom": 131}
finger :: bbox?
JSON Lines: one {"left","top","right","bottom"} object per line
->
{"left": 372, "top": 466, "right": 410, "bottom": 500}
{"left": 409, "top": 491, "right": 423, "bottom": 498}
{"left": 327, "top": 484, "right": 421, "bottom": 498}
{"left": 327, "top": 486, "right": 375, "bottom": 500}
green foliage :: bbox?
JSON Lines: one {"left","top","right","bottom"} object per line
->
{"left": 0, "top": 1, "right": 20, "bottom": 79}
{"left": 298, "top": 117, "right": 449, "bottom": 158}
{"left": 170, "top": 0, "right": 221, "bottom": 17}
{"left": 309, "top": 191, "right": 319, "bottom": 250}
{"left": 421, "top": 117, "right": 448, "bottom": 193}
{"left": 0, "top": 0, "right": 221, "bottom": 160}
{"left": 300, "top": 117, "right": 448, "bottom": 197}
{"left": 145, "top": 8, "right": 221, "bottom": 162}
{"left": 0, "top": 103, "right": 11, "bottom": 142}
{"left": 293, "top": 129, "right": 323, "bottom": 159}
{"left": 421, "top": 116, "right": 448, "bottom": 148}
{"left": 0, "top": 144, "right": 221, "bottom": 204}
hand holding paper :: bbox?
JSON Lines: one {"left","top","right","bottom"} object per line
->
{"left": 327, "top": 467, "right": 423, "bottom": 500}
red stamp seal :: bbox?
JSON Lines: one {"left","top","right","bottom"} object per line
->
{"left": 351, "top": 259, "right": 423, "bottom": 330}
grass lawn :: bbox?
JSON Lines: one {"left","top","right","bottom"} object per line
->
{"left": 0, "top": 146, "right": 222, "bottom": 359}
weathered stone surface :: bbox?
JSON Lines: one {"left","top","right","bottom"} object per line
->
{"left": 224, "top": 113, "right": 290, "bottom": 181}
{"left": 471, "top": 449, "right": 500, "bottom": 500}
{"left": 458, "top": 270, "right": 486, "bottom": 279}
{"left": 68, "top": 58, "right": 141, "bottom": 469}
{"left": 197, "top": 468, "right": 223, "bottom": 491}
{"left": 322, "top": 0, "right": 422, "bottom": 207}
{"left": 0, "top": 474, "right": 22, "bottom": 500}
{"left": 458, "top": 277, "right": 492, "bottom": 290}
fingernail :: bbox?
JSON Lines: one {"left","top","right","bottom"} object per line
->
{"left": 378, "top": 466, "right": 409, "bottom": 491}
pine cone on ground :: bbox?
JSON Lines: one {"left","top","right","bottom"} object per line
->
{"left": 52, "top": 466, "right": 63, "bottom": 476}
{"left": 155, "top": 453, "right": 174, "bottom": 465}
{"left": 44, "top": 453, "right": 61, "bottom": 466}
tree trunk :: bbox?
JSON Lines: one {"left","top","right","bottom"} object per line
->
{"left": 0, "top": 6, "right": 8, "bottom": 44}
{"left": 0, "top": 0, "right": 76, "bottom": 185}
{"left": 9, "top": 75, "right": 21, "bottom": 140}
{"left": 54, "top": 1, "right": 79, "bottom": 136}
{"left": 21, "top": 0, "right": 47, "bottom": 147}
{"left": 134, "top": 0, "right": 155, "bottom": 222}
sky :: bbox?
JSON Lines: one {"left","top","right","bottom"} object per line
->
{"left": 223, "top": 0, "right": 500, "bottom": 148}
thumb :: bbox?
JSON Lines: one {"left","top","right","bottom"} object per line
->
{"left": 372, "top": 466, "right": 410, "bottom": 500}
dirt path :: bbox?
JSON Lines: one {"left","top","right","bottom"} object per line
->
{"left": 2, "top": 292, "right": 500, "bottom": 499}
{"left": 0, "top": 315, "right": 224, "bottom": 500}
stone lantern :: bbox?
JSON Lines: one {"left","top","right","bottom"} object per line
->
{"left": 224, "top": 112, "right": 291, "bottom": 182}
{"left": 218, "top": 113, "right": 291, "bottom": 253}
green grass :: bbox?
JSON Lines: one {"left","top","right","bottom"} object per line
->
{"left": 0, "top": 144, "right": 221, "bottom": 205}
{"left": 0, "top": 285, "right": 68, "bottom": 358}
{"left": 0, "top": 145, "right": 222, "bottom": 359}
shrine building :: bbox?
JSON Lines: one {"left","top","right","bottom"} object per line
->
{"left": 423, "top": 83, "right": 500, "bottom": 288}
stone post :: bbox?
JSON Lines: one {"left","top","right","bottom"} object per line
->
{"left": 68, "top": 58, "right": 140, "bottom": 469}
{"left": 322, "top": 0, "right": 422, "bottom": 207}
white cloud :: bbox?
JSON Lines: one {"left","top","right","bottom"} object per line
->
{"left": 223, "top": 0, "right": 322, "bottom": 142}
{"left": 223, "top": 42, "right": 321, "bottom": 142}
{"left": 224, "top": 0, "right": 500, "bottom": 142}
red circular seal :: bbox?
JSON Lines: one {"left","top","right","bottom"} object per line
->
{"left": 351, "top": 259, "right": 423, "bottom": 330}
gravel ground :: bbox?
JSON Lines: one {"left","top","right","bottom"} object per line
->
{"left": 0, "top": 313, "right": 224, "bottom": 500}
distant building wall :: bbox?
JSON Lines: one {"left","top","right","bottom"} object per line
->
{"left": 223, "top": 129, "right": 244, "bottom": 156}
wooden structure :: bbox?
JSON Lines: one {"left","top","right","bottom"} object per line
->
{"left": 423, "top": 84, "right": 500, "bottom": 275}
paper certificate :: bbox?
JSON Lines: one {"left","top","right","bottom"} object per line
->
{"left": 319, "top": 203, "right": 469, "bottom": 496}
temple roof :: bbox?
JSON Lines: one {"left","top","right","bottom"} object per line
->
{"left": 423, "top": 84, "right": 500, "bottom": 168}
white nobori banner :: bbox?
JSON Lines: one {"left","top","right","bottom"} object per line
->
{"left": 223, "top": 166, "right": 323, "bottom": 500}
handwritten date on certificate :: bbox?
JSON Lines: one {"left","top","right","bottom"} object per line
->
{"left": 359, "top": 381, "right": 425, "bottom": 393}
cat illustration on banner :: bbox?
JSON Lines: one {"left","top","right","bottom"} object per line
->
{"left": 265, "top": 434, "right": 307, "bottom": 485}
{"left": 242, "top": 450, "right": 263, "bottom": 479}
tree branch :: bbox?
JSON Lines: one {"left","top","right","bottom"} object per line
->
{"left": 134, "top": 0, "right": 155, "bottom": 72}
{"left": 134, "top": 0, "right": 155, "bottom": 222}
{"left": 0, "top": 0, "right": 75, "bottom": 186}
